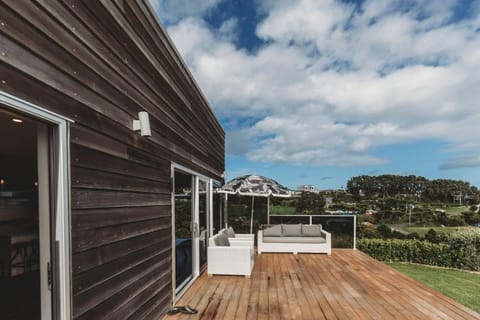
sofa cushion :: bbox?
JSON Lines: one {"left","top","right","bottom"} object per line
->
{"left": 263, "top": 236, "right": 326, "bottom": 244}
{"left": 263, "top": 225, "right": 282, "bottom": 236}
{"left": 282, "top": 224, "right": 302, "bottom": 237}
{"left": 225, "top": 226, "right": 235, "bottom": 238}
{"left": 213, "top": 232, "right": 230, "bottom": 246}
{"left": 302, "top": 224, "right": 322, "bottom": 237}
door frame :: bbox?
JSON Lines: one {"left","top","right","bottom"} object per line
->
{"left": 196, "top": 176, "right": 210, "bottom": 273}
{"left": 171, "top": 163, "right": 212, "bottom": 301}
{"left": 0, "top": 91, "right": 73, "bottom": 320}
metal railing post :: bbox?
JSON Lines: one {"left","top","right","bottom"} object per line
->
{"left": 353, "top": 215, "right": 357, "bottom": 250}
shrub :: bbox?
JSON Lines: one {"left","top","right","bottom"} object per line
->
{"left": 424, "top": 229, "right": 440, "bottom": 243}
{"left": 358, "top": 239, "right": 450, "bottom": 267}
{"left": 445, "top": 215, "right": 467, "bottom": 227}
{"left": 376, "top": 224, "right": 392, "bottom": 238}
{"left": 392, "top": 230, "right": 407, "bottom": 239}
{"left": 357, "top": 225, "right": 381, "bottom": 238}
{"left": 407, "top": 232, "right": 420, "bottom": 239}
{"left": 462, "top": 211, "right": 480, "bottom": 225}
{"left": 444, "top": 229, "right": 480, "bottom": 270}
{"left": 358, "top": 229, "right": 480, "bottom": 271}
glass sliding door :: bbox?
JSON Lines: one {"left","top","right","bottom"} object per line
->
{"left": 0, "top": 93, "right": 72, "bottom": 319}
{"left": 172, "top": 166, "right": 215, "bottom": 298}
{"left": 173, "top": 171, "right": 194, "bottom": 293}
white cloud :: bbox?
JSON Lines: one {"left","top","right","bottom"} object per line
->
{"left": 159, "top": 0, "right": 480, "bottom": 168}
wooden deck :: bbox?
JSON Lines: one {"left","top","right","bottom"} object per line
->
{"left": 166, "top": 249, "right": 480, "bottom": 320}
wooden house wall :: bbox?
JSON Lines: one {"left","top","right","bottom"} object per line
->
{"left": 0, "top": 0, "right": 225, "bottom": 319}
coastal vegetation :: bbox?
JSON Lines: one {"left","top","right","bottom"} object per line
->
{"left": 358, "top": 229, "right": 480, "bottom": 271}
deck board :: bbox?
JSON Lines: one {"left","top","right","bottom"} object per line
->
{"left": 166, "top": 250, "right": 480, "bottom": 320}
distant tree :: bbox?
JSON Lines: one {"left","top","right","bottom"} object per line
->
{"left": 433, "top": 210, "right": 447, "bottom": 225}
{"left": 424, "top": 229, "right": 440, "bottom": 243}
{"left": 462, "top": 211, "right": 480, "bottom": 225}
{"left": 412, "top": 209, "right": 425, "bottom": 224}
{"left": 346, "top": 174, "right": 479, "bottom": 204}
{"left": 357, "top": 225, "right": 381, "bottom": 238}
{"left": 407, "top": 232, "right": 420, "bottom": 239}
{"left": 444, "top": 216, "right": 467, "bottom": 227}
{"left": 376, "top": 224, "right": 392, "bottom": 238}
{"left": 295, "top": 191, "right": 325, "bottom": 214}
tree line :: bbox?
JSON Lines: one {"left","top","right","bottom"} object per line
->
{"left": 346, "top": 174, "right": 480, "bottom": 203}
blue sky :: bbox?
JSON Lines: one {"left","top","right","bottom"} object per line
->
{"left": 151, "top": 0, "right": 480, "bottom": 190}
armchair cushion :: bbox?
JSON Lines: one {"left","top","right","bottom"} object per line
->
{"left": 225, "top": 227, "right": 235, "bottom": 238}
{"left": 213, "top": 232, "right": 230, "bottom": 246}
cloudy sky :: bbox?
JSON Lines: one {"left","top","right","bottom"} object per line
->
{"left": 150, "top": 0, "right": 480, "bottom": 189}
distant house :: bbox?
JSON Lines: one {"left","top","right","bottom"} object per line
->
{"left": 297, "top": 185, "right": 320, "bottom": 193}
{"left": 365, "top": 210, "right": 376, "bottom": 216}
{"left": 318, "top": 188, "right": 346, "bottom": 195}
{"left": 0, "top": 1, "right": 224, "bottom": 319}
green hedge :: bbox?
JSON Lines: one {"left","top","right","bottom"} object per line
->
{"left": 358, "top": 229, "right": 480, "bottom": 271}
{"left": 444, "top": 229, "right": 480, "bottom": 271}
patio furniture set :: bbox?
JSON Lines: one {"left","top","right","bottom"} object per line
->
{"left": 207, "top": 224, "right": 331, "bottom": 277}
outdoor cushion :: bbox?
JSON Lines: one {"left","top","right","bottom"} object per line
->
{"left": 263, "top": 225, "right": 282, "bottom": 236}
{"left": 282, "top": 224, "right": 302, "bottom": 237}
{"left": 213, "top": 232, "right": 230, "bottom": 246}
{"left": 263, "top": 236, "right": 326, "bottom": 244}
{"left": 302, "top": 224, "right": 322, "bottom": 237}
{"left": 225, "top": 226, "right": 235, "bottom": 238}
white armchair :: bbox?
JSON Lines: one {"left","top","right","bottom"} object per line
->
{"left": 220, "top": 227, "right": 255, "bottom": 250}
{"left": 207, "top": 233, "right": 254, "bottom": 277}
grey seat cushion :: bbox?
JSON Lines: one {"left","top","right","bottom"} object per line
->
{"left": 263, "top": 225, "right": 282, "bottom": 236}
{"left": 214, "top": 232, "right": 230, "bottom": 246}
{"left": 302, "top": 224, "right": 322, "bottom": 237}
{"left": 263, "top": 236, "right": 326, "bottom": 244}
{"left": 225, "top": 226, "right": 235, "bottom": 238}
{"left": 282, "top": 224, "right": 302, "bottom": 237}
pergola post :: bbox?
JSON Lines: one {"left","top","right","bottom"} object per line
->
{"left": 267, "top": 196, "right": 270, "bottom": 225}
{"left": 250, "top": 196, "right": 255, "bottom": 234}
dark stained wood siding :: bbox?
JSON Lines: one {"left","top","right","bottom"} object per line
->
{"left": 0, "top": 0, "right": 225, "bottom": 319}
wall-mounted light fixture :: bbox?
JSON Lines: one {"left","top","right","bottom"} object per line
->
{"left": 133, "top": 111, "right": 151, "bottom": 137}
{"left": 12, "top": 118, "right": 23, "bottom": 123}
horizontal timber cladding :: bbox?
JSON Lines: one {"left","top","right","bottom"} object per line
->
{"left": 0, "top": 0, "right": 225, "bottom": 319}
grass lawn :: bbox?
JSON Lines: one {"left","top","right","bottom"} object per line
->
{"left": 405, "top": 225, "right": 475, "bottom": 236}
{"left": 271, "top": 205, "right": 296, "bottom": 215}
{"left": 387, "top": 262, "right": 480, "bottom": 313}
{"left": 445, "top": 206, "right": 469, "bottom": 215}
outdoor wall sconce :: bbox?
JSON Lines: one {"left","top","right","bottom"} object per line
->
{"left": 133, "top": 111, "right": 151, "bottom": 136}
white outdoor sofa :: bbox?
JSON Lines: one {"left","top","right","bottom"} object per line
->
{"left": 207, "top": 232, "right": 254, "bottom": 277}
{"left": 258, "top": 224, "right": 331, "bottom": 255}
